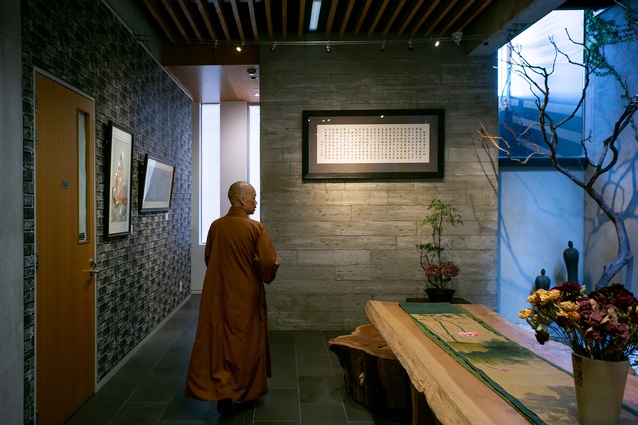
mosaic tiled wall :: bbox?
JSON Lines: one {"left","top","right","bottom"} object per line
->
{"left": 22, "top": 1, "right": 192, "bottom": 422}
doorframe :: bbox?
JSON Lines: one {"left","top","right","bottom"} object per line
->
{"left": 33, "top": 68, "right": 99, "bottom": 396}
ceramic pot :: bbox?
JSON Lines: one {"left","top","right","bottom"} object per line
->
{"left": 571, "top": 352, "right": 629, "bottom": 425}
{"left": 424, "top": 288, "right": 456, "bottom": 302}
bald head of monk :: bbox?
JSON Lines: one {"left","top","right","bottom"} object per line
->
{"left": 228, "top": 181, "right": 257, "bottom": 215}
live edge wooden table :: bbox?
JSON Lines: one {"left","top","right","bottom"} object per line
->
{"left": 364, "top": 300, "right": 638, "bottom": 425}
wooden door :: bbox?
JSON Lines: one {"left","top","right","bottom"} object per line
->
{"left": 35, "top": 73, "right": 96, "bottom": 425}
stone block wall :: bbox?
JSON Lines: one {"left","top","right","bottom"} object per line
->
{"left": 21, "top": 0, "right": 191, "bottom": 422}
{"left": 259, "top": 42, "right": 499, "bottom": 329}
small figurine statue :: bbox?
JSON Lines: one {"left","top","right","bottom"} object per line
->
{"left": 535, "top": 268, "right": 551, "bottom": 290}
{"left": 563, "top": 241, "right": 579, "bottom": 283}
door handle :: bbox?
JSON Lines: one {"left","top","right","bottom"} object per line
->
{"left": 89, "top": 258, "right": 101, "bottom": 276}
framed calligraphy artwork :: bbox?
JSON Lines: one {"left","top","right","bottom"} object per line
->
{"left": 302, "top": 109, "right": 444, "bottom": 181}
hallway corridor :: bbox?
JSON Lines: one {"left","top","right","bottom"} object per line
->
{"left": 65, "top": 295, "right": 411, "bottom": 424}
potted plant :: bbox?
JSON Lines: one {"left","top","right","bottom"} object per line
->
{"left": 416, "top": 199, "right": 463, "bottom": 302}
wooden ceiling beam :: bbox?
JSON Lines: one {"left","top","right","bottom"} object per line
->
{"left": 354, "top": 0, "right": 374, "bottom": 37}
{"left": 381, "top": 0, "right": 407, "bottom": 38}
{"left": 409, "top": 0, "right": 441, "bottom": 37}
{"left": 423, "top": 0, "right": 459, "bottom": 37}
{"left": 325, "top": 0, "right": 339, "bottom": 38}
{"left": 298, "top": 0, "right": 306, "bottom": 39}
{"left": 282, "top": 0, "right": 288, "bottom": 39}
{"left": 456, "top": 0, "right": 494, "bottom": 33}
{"left": 229, "top": 0, "right": 246, "bottom": 41}
{"left": 438, "top": 0, "right": 477, "bottom": 36}
{"left": 396, "top": 0, "right": 425, "bottom": 37}
{"left": 211, "top": 0, "right": 231, "bottom": 41}
{"left": 338, "top": 0, "right": 356, "bottom": 39}
{"left": 162, "top": 0, "right": 190, "bottom": 42}
{"left": 367, "top": 0, "right": 390, "bottom": 37}
{"left": 195, "top": 0, "right": 217, "bottom": 41}
{"left": 143, "top": 0, "right": 175, "bottom": 43}
{"left": 178, "top": 0, "right": 203, "bottom": 42}
{"left": 265, "top": 0, "right": 274, "bottom": 38}
{"left": 247, "top": 0, "right": 259, "bottom": 42}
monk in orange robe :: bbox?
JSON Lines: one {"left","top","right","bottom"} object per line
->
{"left": 185, "top": 181, "right": 280, "bottom": 413}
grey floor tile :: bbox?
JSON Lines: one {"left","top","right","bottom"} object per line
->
{"left": 64, "top": 419, "right": 110, "bottom": 425}
{"left": 129, "top": 371, "right": 184, "bottom": 402}
{"left": 109, "top": 402, "right": 167, "bottom": 425}
{"left": 66, "top": 386, "right": 132, "bottom": 421}
{"left": 298, "top": 376, "right": 343, "bottom": 404}
{"left": 66, "top": 296, "right": 395, "bottom": 425}
{"left": 270, "top": 343, "right": 296, "bottom": 364}
{"left": 205, "top": 399, "right": 258, "bottom": 424}
{"left": 205, "top": 408, "right": 249, "bottom": 424}
{"left": 153, "top": 347, "right": 191, "bottom": 374}
{"left": 160, "top": 397, "right": 212, "bottom": 421}
{"left": 253, "top": 389, "right": 300, "bottom": 422}
{"left": 269, "top": 363, "right": 298, "bottom": 389}
{"left": 295, "top": 336, "right": 330, "bottom": 355}
{"left": 300, "top": 403, "right": 349, "bottom": 425}
{"left": 297, "top": 353, "right": 335, "bottom": 377}
{"left": 268, "top": 330, "right": 297, "bottom": 347}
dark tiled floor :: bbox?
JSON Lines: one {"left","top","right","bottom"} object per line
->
{"left": 66, "top": 295, "right": 411, "bottom": 425}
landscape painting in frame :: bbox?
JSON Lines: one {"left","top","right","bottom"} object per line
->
{"left": 140, "top": 154, "right": 175, "bottom": 212}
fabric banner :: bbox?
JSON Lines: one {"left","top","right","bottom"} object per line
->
{"left": 400, "top": 302, "right": 638, "bottom": 425}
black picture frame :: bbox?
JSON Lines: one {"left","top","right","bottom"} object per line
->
{"left": 106, "top": 122, "right": 133, "bottom": 237}
{"left": 302, "top": 109, "right": 445, "bottom": 181}
{"left": 140, "top": 154, "right": 175, "bottom": 212}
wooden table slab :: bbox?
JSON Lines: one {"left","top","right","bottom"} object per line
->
{"left": 365, "top": 300, "right": 638, "bottom": 425}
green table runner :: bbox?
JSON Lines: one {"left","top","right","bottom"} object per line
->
{"left": 400, "top": 302, "right": 638, "bottom": 424}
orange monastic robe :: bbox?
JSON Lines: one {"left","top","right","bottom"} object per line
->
{"left": 185, "top": 206, "right": 279, "bottom": 402}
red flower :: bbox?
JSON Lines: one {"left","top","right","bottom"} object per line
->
{"left": 439, "top": 261, "right": 460, "bottom": 278}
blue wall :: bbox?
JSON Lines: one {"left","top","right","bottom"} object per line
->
{"left": 499, "top": 168, "right": 584, "bottom": 323}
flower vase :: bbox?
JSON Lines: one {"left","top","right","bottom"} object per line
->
{"left": 571, "top": 353, "right": 629, "bottom": 425}
{"left": 425, "top": 288, "right": 456, "bottom": 303}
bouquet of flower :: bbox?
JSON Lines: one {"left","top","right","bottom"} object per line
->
{"left": 519, "top": 282, "right": 638, "bottom": 361}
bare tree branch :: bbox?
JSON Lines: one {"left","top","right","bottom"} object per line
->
{"left": 481, "top": 11, "right": 638, "bottom": 289}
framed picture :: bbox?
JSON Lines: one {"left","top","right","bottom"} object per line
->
{"left": 140, "top": 154, "right": 175, "bottom": 212}
{"left": 106, "top": 122, "right": 133, "bottom": 237}
{"left": 302, "top": 109, "right": 445, "bottom": 181}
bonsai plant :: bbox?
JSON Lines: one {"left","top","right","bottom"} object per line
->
{"left": 417, "top": 199, "right": 463, "bottom": 302}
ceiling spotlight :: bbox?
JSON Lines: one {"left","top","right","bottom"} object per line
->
{"left": 407, "top": 39, "right": 413, "bottom": 51}
{"left": 270, "top": 41, "right": 277, "bottom": 52}
{"left": 482, "top": 37, "right": 489, "bottom": 46}
{"left": 236, "top": 41, "right": 245, "bottom": 52}
{"left": 452, "top": 32, "right": 463, "bottom": 45}
{"left": 247, "top": 68, "right": 258, "bottom": 80}
{"left": 380, "top": 40, "right": 386, "bottom": 52}
{"left": 325, "top": 42, "right": 331, "bottom": 53}
{"left": 434, "top": 39, "right": 440, "bottom": 47}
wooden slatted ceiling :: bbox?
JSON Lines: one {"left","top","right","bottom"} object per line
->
{"left": 137, "top": 0, "right": 499, "bottom": 44}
